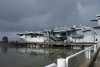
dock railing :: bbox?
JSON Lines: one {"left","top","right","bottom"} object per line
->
{"left": 45, "top": 44, "right": 98, "bottom": 67}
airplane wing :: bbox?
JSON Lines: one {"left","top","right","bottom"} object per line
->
{"left": 91, "top": 19, "right": 98, "bottom": 21}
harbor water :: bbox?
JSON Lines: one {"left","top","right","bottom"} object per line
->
{"left": 0, "top": 45, "right": 85, "bottom": 67}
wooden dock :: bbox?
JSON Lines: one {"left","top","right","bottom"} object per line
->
{"left": 80, "top": 46, "right": 100, "bottom": 67}
{"left": 16, "top": 41, "right": 97, "bottom": 49}
{"left": 45, "top": 44, "right": 99, "bottom": 67}
{"left": 93, "top": 48, "right": 100, "bottom": 67}
{"left": 18, "top": 41, "right": 97, "bottom": 45}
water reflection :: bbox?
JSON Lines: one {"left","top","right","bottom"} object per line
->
{"left": 18, "top": 47, "right": 79, "bottom": 57}
{"left": 17, "top": 47, "right": 81, "bottom": 63}
{"left": 69, "top": 52, "right": 86, "bottom": 67}
{"left": 2, "top": 47, "right": 8, "bottom": 53}
{"left": 0, "top": 46, "right": 81, "bottom": 67}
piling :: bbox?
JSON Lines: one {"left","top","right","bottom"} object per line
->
{"left": 57, "top": 58, "right": 66, "bottom": 67}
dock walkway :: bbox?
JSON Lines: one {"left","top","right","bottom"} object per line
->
{"left": 93, "top": 51, "right": 100, "bottom": 67}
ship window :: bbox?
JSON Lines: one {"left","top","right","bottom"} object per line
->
{"left": 61, "top": 32, "right": 66, "bottom": 35}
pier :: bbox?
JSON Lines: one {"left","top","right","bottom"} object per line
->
{"left": 45, "top": 43, "right": 100, "bottom": 67}
{"left": 17, "top": 41, "right": 97, "bottom": 49}
{"left": 93, "top": 47, "right": 100, "bottom": 67}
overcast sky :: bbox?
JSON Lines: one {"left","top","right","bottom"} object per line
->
{"left": 0, "top": 0, "right": 100, "bottom": 41}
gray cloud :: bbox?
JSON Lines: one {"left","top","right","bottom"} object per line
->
{"left": 0, "top": 0, "right": 100, "bottom": 40}
{"left": 78, "top": 0, "right": 100, "bottom": 25}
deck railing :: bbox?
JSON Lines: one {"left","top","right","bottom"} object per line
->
{"left": 45, "top": 44, "right": 98, "bottom": 67}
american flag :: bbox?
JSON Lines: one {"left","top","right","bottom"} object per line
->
{"left": 92, "top": 30, "right": 97, "bottom": 41}
{"left": 92, "top": 30, "right": 97, "bottom": 36}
